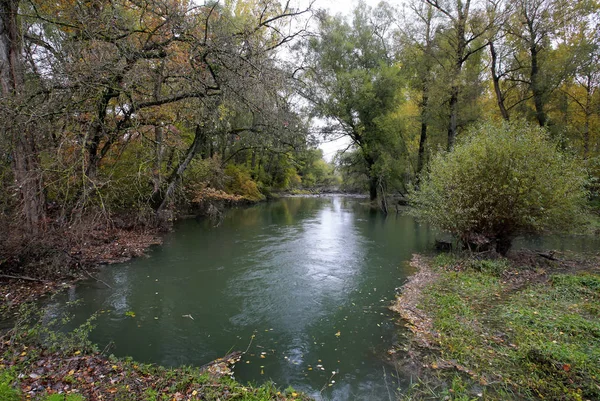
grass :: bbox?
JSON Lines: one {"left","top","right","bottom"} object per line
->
{"left": 0, "top": 303, "right": 310, "bottom": 401}
{"left": 399, "top": 254, "right": 600, "bottom": 401}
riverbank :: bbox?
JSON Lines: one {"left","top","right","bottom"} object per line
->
{"left": 392, "top": 252, "right": 600, "bottom": 400}
{"left": 0, "top": 194, "right": 263, "bottom": 309}
{"left": 0, "top": 219, "right": 163, "bottom": 310}
{"left": 0, "top": 307, "right": 309, "bottom": 401}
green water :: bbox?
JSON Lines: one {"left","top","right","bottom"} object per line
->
{"left": 52, "top": 197, "right": 433, "bottom": 399}
{"left": 48, "top": 196, "right": 599, "bottom": 400}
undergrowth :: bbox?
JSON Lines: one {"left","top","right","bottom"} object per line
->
{"left": 399, "top": 254, "right": 600, "bottom": 401}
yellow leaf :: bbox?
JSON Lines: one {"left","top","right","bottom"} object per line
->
{"left": 74, "top": 351, "right": 81, "bottom": 355}
{"left": 335, "top": 331, "right": 341, "bottom": 337}
{"left": 68, "top": 370, "right": 75, "bottom": 375}
{"left": 192, "top": 390, "right": 198, "bottom": 396}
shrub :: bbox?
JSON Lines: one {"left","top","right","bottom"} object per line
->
{"left": 223, "top": 164, "right": 264, "bottom": 201}
{"left": 410, "top": 120, "right": 588, "bottom": 255}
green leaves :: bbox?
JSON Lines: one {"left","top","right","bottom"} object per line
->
{"left": 410, "top": 119, "right": 589, "bottom": 254}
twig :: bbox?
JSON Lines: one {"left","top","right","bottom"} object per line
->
{"left": 320, "top": 370, "right": 337, "bottom": 393}
{"left": 100, "top": 341, "right": 115, "bottom": 356}
{"left": 80, "top": 267, "right": 113, "bottom": 289}
{"left": 243, "top": 331, "right": 257, "bottom": 354}
{"left": 537, "top": 251, "right": 560, "bottom": 261}
{"left": 383, "top": 365, "right": 393, "bottom": 401}
{"left": 0, "top": 274, "right": 47, "bottom": 283}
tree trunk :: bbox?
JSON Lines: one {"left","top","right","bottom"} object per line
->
{"left": 363, "top": 153, "right": 378, "bottom": 202}
{"left": 417, "top": 112, "right": 428, "bottom": 179}
{"left": 447, "top": 86, "right": 459, "bottom": 150}
{"left": 490, "top": 42, "right": 510, "bottom": 121}
{"left": 530, "top": 44, "right": 548, "bottom": 127}
{"left": 1, "top": 0, "right": 46, "bottom": 235}
{"left": 447, "top": 7, "right": 467, "bottom": 151}
{"left": 155, "top": 124, "right": 204, "bottom": 213}
{"left": 369, "top": 175, "right": 377, "bottom": 202}
{"left": 85, "top": 87, "right": 118, "bottom": 179}
{"left": 152, "top": 62, "right": 165, "bottom": 194}
{"left": 583, "top": 75, "right": 592, "bottom": 158}
{"left": 416, "top": 9, "right": 433, "bottom": 180}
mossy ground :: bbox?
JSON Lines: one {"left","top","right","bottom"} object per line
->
{"left": 396, "top": 252, "right": 600, "bottom": 401}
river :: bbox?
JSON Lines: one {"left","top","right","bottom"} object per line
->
{"left": 49, "top": 196, "right": 599, "bottom": 400}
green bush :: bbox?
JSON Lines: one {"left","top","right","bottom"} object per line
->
{"left": 410, "top": 120, "right": 588, "bottom": 255}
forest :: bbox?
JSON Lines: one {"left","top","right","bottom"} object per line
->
{"left": 1, "top": 0, "right": 599, "bottom": 274}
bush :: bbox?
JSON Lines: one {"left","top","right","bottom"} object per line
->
{"left": 410, "top": 120, "right": 588, "bottom": 255}
{"left": 223, "top": 164, "right": 264, "bottom": 201}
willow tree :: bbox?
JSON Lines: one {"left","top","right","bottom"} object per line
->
{"left": 423, "top": 0, "right": 501, "bottom": 149}
{"left": 298, "top": 2, "right": 406, "bottom": 202}
{"left": 410, "top": 120, "right": 588, "bottom": 255}
{"left": 491, "top": 0, "right": 598, "bottom": 130}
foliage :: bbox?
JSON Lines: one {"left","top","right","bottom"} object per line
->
{"left": 223, "top": 164, "right": 264, "bottom": 202}
{"left": 0, "top": 369, "right": 20, "bottom": 401}
{"left": 299, "top": 3, "right": 409, "bottom": 200}
{"left": 297, "top": 149, "right": 339, "bottom": 189}
{"left": 7, "top": 302, "right": 98, "bottom": 357}
{"left": 410, "top": 120, "right": 589, "bottom": 254}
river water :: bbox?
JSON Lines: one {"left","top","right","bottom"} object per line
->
{"left": 49, "top": 196, "right": 599, "bottom": 400}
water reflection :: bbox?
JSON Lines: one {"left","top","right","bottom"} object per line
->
{"left": 46, "top": 197, "right": 599, "bottom": 400}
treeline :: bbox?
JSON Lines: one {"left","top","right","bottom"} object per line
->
{"left": 298, "top": 0, "right": 600, "bottom": 208}
{"left": 0, "top": 0, "right": 340, "bottom": 243}
{"left": 1, "top": 0, "right": 599, "bottom": 258}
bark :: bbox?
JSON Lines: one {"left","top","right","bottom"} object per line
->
{"left": 530, "top": 43, "right": 548, "bottom": 127}
{"left": 152, "top": 62, "right": 165, "bottom": 194}
{"left": 155, "top": 124, "right": 204, "bottom": 213}
{"left": 490, "top": 42, "right": 510, "bottom": 121}
{"left": 369, "top": 175, "right": 377, "bottom": 202}
{"left": 447, "top": 86, "right": 459, "bottom": 150}
{"left": 1, "top": 0, "right": 46, "bottom": 234}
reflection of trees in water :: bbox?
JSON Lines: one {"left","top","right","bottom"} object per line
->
{"left": 220, "top": 197, "right": 325, "bottom": 228}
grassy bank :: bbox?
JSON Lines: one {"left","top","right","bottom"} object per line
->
{"left": 0, "top": 305, "right": 309, "bottom": 401}
{"left": 394, "top": 252, "right": 600, "bottom": 401}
